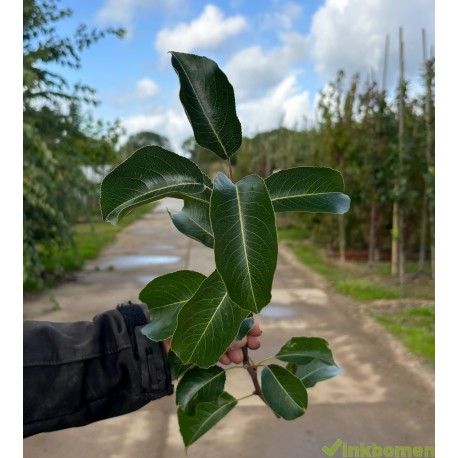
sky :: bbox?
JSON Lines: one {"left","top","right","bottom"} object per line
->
{"left": 51, "top": 0, "right": 435, "bottom": 154}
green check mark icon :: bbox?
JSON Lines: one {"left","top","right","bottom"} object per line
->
{"left": 322, "top": 438, "right": 343, "bottom": 456}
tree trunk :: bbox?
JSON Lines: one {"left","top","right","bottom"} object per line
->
{"left": 429, "top": 213, "right": 435, "bottom": 279}
{"left": 368, "top": 200, "right": 376, "bottom": 271}
{"left": 418, "top": 190, "right": 427, "bottom": 273}
{"left": 395, "top": 27, "right": 405, "bottom": 297}
{"left": 423, "top": 29, "right": 435, "bottom": 279}
{"left": 391, "top": 202, "right": 398, "bottom": 276}
{"left": 339, "top": 215, "right": 346, "bottom": 263}
{"left": 399, "top": 211, "right": 405, "bottom": 298}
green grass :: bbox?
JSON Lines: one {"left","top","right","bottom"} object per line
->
{"left": 278, "top": 225, "right": 435, "bottom": 367}
{"left": 284, "top": 241, "right": 400, "bottom": 302}
{"left": 25, "top": 203, "right": 157, "bottom": 291}
{"left": 278, "top": 226, "right": 434, "bottom": 302}
{"left": 369, "top": 307, "right": 435, "bottom": 367}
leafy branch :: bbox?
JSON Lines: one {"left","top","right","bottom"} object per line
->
{"left": 100, "top": 51, "right": 350, "bottom": 449}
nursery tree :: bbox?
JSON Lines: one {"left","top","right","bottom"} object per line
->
{"left": 100, "top": 52, "right": 350, "bottom": 448}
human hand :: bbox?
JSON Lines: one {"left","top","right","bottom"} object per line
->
{"left": 162, "top": 315, "right": 262, "bottom": 365}
{"left": 218, "top": 314, "right": 262, "bottom": 365}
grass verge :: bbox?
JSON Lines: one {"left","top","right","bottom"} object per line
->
{"left": 369, "top": 306, "right": 435, "bottom": 367}
{"left": 278, "top": 226, "right": 435, "bottom": 365}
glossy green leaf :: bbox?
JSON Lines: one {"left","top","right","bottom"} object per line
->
{"left": 287, "top": 360, "right": 342, "bottom": 388}
{"left": 176, "top": 366, "right": 226, "bottom": 415}
{"left": 170, "top": 51, "right": 242, "bottom": 160}
{"left": 169, "top": 173, "right": 214, "bottom": 247}
{"left": 100, "top": 146, "right": 207, "bottom": 224}
{"left": 169, "top": 200, "right": 214, "bottom": 248}
{"left": 235, "top": 316, "right": 254, "bottom": 341}
{"left": 211, "top": 173, "right": 278, "bottom": 313}
{"left": 171, "top": 270, "right": 249, "bottom": 368}
{"left": 140, "top": 270, "right": 206, "bottom": 341}
{"left": 276, "top": 337, "right": 337, "bottom": 365}
{"left": 178, "top": 391, "right": 237, "bottom": 448}
{"left": 265, "top": 167, "right": 350, "bottom": 214}
{"left": 167, "top": 350, "right": 193, "bottom": 381}
{"left": 261, "top": 364, "right": 308, "bottom": 420}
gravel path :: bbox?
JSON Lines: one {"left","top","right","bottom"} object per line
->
{"left": 24, "top": 199, "right": 434, "bottom": 458}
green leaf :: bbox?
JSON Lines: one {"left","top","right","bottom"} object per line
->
{"left": 287, "top": 360, "right": 342, "bottom": 388}
{"left": 169, "top": 200, "right": 214, "bottom": 248}
{"left": 140, "top": 270, "right": 206, "bottom": 341}
{"left": 169, "top": 173, "right": 214, "bottom": 247}
{"left": 176, "top": 366, "right": 226, "bottom": 415}
{"left": 261, "top": 364, "right": 308, "bottom": 420}
{"left": 167, "top": 350, "right": 193, "bottom": 380}
{"left": 178, "top": 391, "right": 237, "bottom": 448}
{"left": 170, "top": 51, "right": 242, "bottom": 160}
{"left": 210, "top": 173, "right": 278, "bottom": 313}
{"left": 265, "top": 167, "right": 350, "bottom": 214}
{"left": 171, "top": 270, "right": 249, "bottom": 368}
{"left": 235, "top": 316, "right": 254, "bottom": 341}
{"left": 276, "top": 337, "right": 337, "bottom": 365}
{"left": 100, "top": 146, "right": 208, "bottom": 224}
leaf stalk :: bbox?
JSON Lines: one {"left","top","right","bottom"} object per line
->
{"left": 227, "top": 159, "right": 234, "bottom": 182}
{"left": 242, "top": 345, "right": 280, "bottom": 418}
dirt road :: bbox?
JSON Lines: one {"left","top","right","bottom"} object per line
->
{"left": 24, "top": 199, "right": 434, "bottom": 458}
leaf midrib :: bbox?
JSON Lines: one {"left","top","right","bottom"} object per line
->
{"left": 173, "top": 54, "right": 229, "bottom": 159}
{"left": 180, "top": 210, "right": 213, "bottom": 238}
{"left": 271, "top": 191, "right": 344, "bottom": 201}
{"left": 180, "top": 371, "right": 224, "bottom": 408}
{"left": 299, "top": 366, "right": 328, "bottom": 382}
{"left": 266, "top": 366, "right": 305, "bottom": 411}
{"left": 187, "top": 292, "right": 228, "bottom": 363}
{"left": 235, "top": 185, "right": 257, "bottom": 309}
{"left": 107, "top": 181, "right": 208, "bottom": 220}
{"left": 187, "top": 398, "right": 235, "bottom": 445}
{"left": 147, "top": 299, "right": 187, "bottom": 311}
{"left": 277, "top": 352, "right": 332, "bottom": 363}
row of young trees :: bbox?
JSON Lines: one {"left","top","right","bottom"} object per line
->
{"left": 184, "top": 37, "right": 435, "bottom": 282}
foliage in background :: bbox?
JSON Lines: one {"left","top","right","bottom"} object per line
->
{"left": 118, "top": 131, "right": 171, "bottom": 164}
{"left": 188, "top": 61, "right": 435, "bottom": 278}
{"left": 23, "top": 0, "right": 124, "bottom": 287}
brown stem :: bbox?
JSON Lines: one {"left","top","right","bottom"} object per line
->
{"left": 227, "top": 159, "right": 234, "bottom": 182}
{"left": 242, "top": 346, "right": 262, "bottom": 397}
{"left": 242, "top": 346, "right": 280, "bottom": 418}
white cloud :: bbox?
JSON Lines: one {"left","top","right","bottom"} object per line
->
{"left": 224, "top": 32, "right": 309, "bottom": 101}
{"left": 262, "top": 2, "right": 303, "bottom": 30}
{"left": 121, "top": 108, "right": 193, "bottom": 155}
{"left": 120, "top": 75, "right": 313, "bottom": 157}
{"left": 308, "top": 0, "right": 435, "bottom": 89}
{"left": 96, "top": 0, "right": 184, "bottom": 32}
{"left": 155, "top": 4, "right": 247, "bottom": 56}
{"left": 237, "top": 75, "right": 313, "bottom": 136}
{"left": 136, "top": 78, "right": 159, "bottom": 98}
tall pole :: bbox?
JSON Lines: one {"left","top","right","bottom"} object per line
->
{"left": 390, "top": 30, "right": 398, "bottom": 277}
{"left": 397, "top": 28, "right": 406, "bottom": 296}
{"left": 382, "top": 35, "right": 390, "bottom": 93}
{"left": 422, "top": 29, "right": 435, "bottom": 279}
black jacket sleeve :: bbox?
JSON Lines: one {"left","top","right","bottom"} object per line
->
{"left": 23, "top": 303, "right": 174, "bottom": 438}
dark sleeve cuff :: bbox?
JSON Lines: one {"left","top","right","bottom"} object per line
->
{"left": 117, "top": 302, "right": 174, "bottom": 396}
{"left": 23, "top": 304, "right": 174, "bottom": 438}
